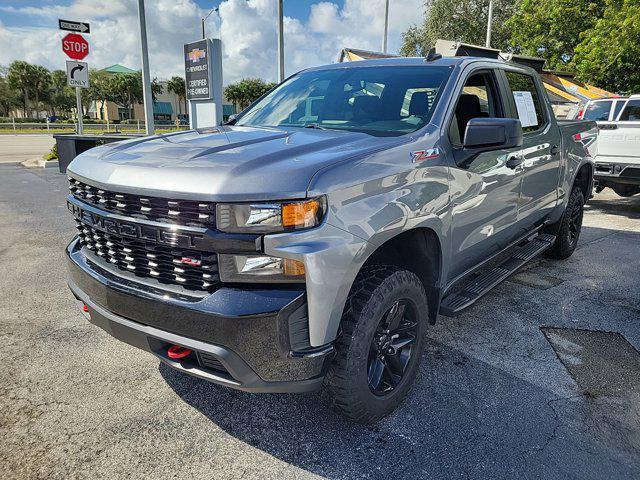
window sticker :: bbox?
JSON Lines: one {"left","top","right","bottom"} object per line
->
{"left": 513, "top": 91, "right": 538, "bottom": 128}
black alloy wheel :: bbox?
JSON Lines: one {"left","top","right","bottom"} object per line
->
{"left": 568, "top": 198, "right": 583, "bottom": 248}
{"left": 367, "top": 300, "right": 418, "bottom": 396}
{"left": 325, "top": 265, "right": 429, "bottom": 424}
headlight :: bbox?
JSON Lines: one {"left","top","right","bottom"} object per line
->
{"left": 216, "top": 197, "right": 326, "bottom": 233}
{"left": 218, "top": 254, "right": 305, "bottom": 283}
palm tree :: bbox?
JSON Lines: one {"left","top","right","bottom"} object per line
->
{"left": 7, "top": 61, "right": 37, "bottom": 117}
{"left": 31, "top": 65, "right": 51, "bottom": 119}
{"left": 166, "top": 76, "right": 186, "bottom": 115}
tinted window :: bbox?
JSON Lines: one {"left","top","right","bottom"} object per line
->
{"left": 449, "top": 72, "right": 501, "bottom": 146}
{"left": 619, "top": 100, "right": 640, "bottom": 121}
{"left": 505, "top": 71, "right": 545, "bottom": 133}
{"left": 236, "top": 66, "right": 451, "bottom": 137}
{"left": 583, "top": 101, "right": 612, "bottom": 121}
{"left": 613, "top": 100, "right": 625, "bottom": 120}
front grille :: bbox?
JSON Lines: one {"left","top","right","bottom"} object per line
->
{"left": 76, "top": 221, "right": 220, "bottom": 292}
{"left": 69, "top": 177, "right": 216, "bottom": 228}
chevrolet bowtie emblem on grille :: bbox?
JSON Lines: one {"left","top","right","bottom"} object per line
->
{"left": 187, "top": 48, "right": 206, "bottom": 63}
{"left": 180, "top": 257, "right": 202, "bottom": 267}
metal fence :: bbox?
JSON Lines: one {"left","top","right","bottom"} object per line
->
{"left": 0, "top": 119, "right": 190, "bottom": 134}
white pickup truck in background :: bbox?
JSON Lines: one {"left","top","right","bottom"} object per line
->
{"left": 586, "top": 95, "right": 640, "bottom": 197}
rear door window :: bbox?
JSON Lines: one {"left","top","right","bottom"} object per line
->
{"left": 504, "top": 71, "right": 545, "bottom": 133}
{"left": 583, "top": 101, "right": 612, "bottom": 121}
{"left": 612, "top": 100, "right": 625, "bottom": 120}
{"left": 619, "top": 100, "right": 640, "bottom": 121}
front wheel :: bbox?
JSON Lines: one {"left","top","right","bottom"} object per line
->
{"left": 545, "top": 187, "right": 585, "bottom": 259}
{"left": 325, "top": 265, "right": 428, "bottom": 424}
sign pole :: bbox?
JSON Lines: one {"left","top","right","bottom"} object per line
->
{"left": 137, "top": 0, "right": 155, "bottom": 135}
{"left": 277, "top": 0, "right": 284, "bottom": 82}
{"left": 75, "top": 87, "right": 84, "bottom": 134}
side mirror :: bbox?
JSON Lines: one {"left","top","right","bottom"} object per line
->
{"left": 464, "top": 117, "right": 523, "bottom": 149}
{"left": 456, "top": 117, "right": 523, "bottom": 167}
{"left": 224, "top": 113, "right": 238, "bottom": 125}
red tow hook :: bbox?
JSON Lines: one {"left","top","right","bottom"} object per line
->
{"left": 167, "top": 344, "right": 192, "bottom": 360}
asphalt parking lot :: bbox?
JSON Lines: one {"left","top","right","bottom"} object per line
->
{"left": 1, "top": 164, "right": 639, "bottom": 480}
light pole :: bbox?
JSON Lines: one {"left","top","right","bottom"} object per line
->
{"left": 202, "top": 7, "right": 217, "bottom": 39}
{"left": 277, "top": 0, "right": 284, "bottom": 82}
{"left": 382, "top": 0, "right": 389, "bottom": 53}
{"left": 485, "top": 0, "right": 494, "bottom": 48}
{"left": 137, "top": 0, "right": 155, "bottom": 135}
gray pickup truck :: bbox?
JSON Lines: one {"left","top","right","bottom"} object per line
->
{"left": 66, "top": 56, "right": 595, "bottom": 423}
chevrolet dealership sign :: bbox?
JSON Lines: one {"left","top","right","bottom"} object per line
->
{"left": 184, "top": 39, "right": 212, "bottom": 100}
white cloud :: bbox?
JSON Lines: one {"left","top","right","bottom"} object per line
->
{"left": 0, "top": 0, "right": 426, "bottom": 84}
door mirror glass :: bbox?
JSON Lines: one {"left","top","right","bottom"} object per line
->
{"left": 463, "top": 117, "right": 523, "bottom": 150}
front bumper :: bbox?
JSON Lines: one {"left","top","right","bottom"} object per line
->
{"left": 67, "top": 239, "right": 333, "bottom": 393}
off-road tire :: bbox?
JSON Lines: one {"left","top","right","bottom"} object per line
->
{"left": 324, "top": 265, "right": 428, "bottom": 424}
{"left": 545, "top": 187, "right": 585, "bottom": 259}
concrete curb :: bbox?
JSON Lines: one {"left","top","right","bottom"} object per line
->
{"left": 20, "top": 158, "right": 59, "bottom": 169}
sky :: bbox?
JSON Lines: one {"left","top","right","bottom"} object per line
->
{"left": 0, "top": 0, "right": 427, "bottom": 85}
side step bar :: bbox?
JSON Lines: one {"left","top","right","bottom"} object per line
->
{"left": 439, "top": 233, "right": 556, "bottom": 316}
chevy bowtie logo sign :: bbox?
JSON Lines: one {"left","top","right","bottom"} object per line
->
{"left": 188, "top": 48, "right": 206, "bottom": 63}
{"left": 184, "top": 39, "right": 212, "bottom": 100}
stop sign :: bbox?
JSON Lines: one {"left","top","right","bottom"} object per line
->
{"left": 62, "top": 33, "right": 89, "bottom": 60}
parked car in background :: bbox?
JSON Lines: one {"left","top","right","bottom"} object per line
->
{"left": 592, "top": 95, "right": 640, "bottom": 197}
{"left": 577, "top": 97, "right": 628, "bottom": 122}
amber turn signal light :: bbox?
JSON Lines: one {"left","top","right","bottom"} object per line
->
{"left": 282, "top": 198, "right": 324, "bottom": 229}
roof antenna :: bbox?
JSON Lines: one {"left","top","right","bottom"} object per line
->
{"left": 426, "top": 47, "right": 442, "bottom": 62}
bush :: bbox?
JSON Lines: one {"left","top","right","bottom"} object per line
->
{"left": 0, "top": 117, "right": 47, "bottom": 123}
{"left": 42, "top": 143, "right": 58, "bottom": 161}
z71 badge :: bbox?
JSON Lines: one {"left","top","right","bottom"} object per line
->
{"left": 411, "top": 147, "right": 440, "bottom": 163}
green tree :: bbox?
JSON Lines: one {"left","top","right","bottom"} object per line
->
{"left": 103, "top": 71, "right": 162, "bottom": 119}
{"left": 400, "top": 0, "right": 516, "bottom": 56}
{"left": 224, "top": 78, "right": 276, "bottom": 111}
{"left": 85, "top": 69, "right": 111, "bottom": 119}
{"left": 573, "top": 0, "right": 640, "bottom": 93}
{"left": 30, "top": 65, "right": 51, "bottom": 118}
{"left": 166, "top": 76, "right": 186, "bottom": 115}
{"left": 7, "top": 60, "right": 38, "bottom": 117}
{"left": 506, "top": 0, "right": 605, "bottom": 70}
{"left": 48, "top": 70, "right": 75, "bottom": 117}
{"left": 0, "top": 71, "right": 20, "bottom": 116}
{"left": 105, "top": 72, "right": 142, "bottom": 118}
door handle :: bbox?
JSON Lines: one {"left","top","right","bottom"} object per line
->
{"left": 550, "top": 145, "right": 559, "bottom": 155}
{"left": 506, "top": 155, "right": 524, "bottom": 169}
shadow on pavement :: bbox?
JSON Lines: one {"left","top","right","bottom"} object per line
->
{"left": 160, "top": 339, "right": 639, "bottom": 479}
{"left": 585, "top": 192, "right": 640, "bottom": 220}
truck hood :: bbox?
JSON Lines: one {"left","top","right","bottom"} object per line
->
{"left": 67, "top": 125, "right": 395, "bottom": 201}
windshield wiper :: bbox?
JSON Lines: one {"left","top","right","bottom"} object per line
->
{"left": 304, "top": 123, "right": 326, "bottom": 130}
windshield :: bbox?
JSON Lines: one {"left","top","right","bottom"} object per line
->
{"left": 236, "top": 65, "right": 451, "bottom": 137}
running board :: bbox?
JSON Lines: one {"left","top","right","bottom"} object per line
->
{"left": 439, "top": 233, "right": 556, "bottom": 316}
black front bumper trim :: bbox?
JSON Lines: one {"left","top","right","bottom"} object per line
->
{"left": 70, "top": 279, "right": 326, "bottom": 393}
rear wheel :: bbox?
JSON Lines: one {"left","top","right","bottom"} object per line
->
{"left": 325, "top": 265, "right": 428, "bottom": 424}
{"left": 545, "top": 187, "right": 585, "bottom": 259}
